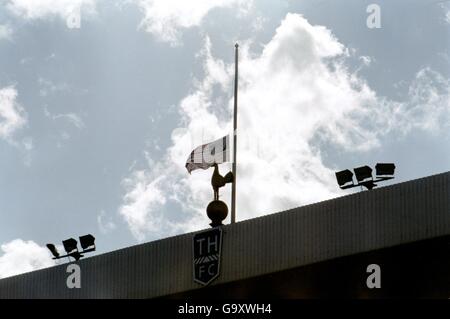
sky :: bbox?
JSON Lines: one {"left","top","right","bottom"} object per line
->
{"left": 0, "top": 0, "right": 449, "bottom": 278}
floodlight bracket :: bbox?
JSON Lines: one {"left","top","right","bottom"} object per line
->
{"left": 51, "top": 252, "right": 84, "bottom": 261}
{"left": 338, "top": 176, "right": 394, "bottom": 190}
{"left": 360, "top": 180, "right": 377, "bottom": 190}
{"left": 50, "top": 247, "right": 95, "bottom": 260}
{"left": 47, "top": 241, "right": 95, "bottom": 261}
{"left": 374, "top": 176, "right": 394, "bottom": 183}
{"left": 339, "top": 183, "right": 356, "bottom": 190}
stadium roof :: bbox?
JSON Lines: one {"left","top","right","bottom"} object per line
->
{"left": 0, "top": 171, "right": 449, "bottom": 298}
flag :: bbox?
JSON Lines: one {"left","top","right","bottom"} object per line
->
{"left": 185, "top": 135, "right": 230, "bottom": 174}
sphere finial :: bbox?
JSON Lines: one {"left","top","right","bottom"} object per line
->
{"left": 207, "top": 200, "right": 228, "bottom": 227}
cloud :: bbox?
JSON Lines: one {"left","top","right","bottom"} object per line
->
{"left": 0, "top": 239, "right": 55, "bottom": 279}
{"left": 359, "top": 55, "right": 372, "bottom": 66}
{"left": 38, "top": 79, "right": 85, "bottom": 129}
{"left": 40, "top": 77, "right": 86, "bottom": 130}
{"left": 0, "top": 86, "right": 33, "bottom": 164}
{"left": 44, "top": 107, "right": 85, "bottom": 129}
{"left": 0, "top": 24, "right": 13, "bottom": 40}
{"left": 436, "top": 1, "right": 450, "bottom": 24}
{"left": 5, "top": 0, "right": 97, "bottom": 20}
{"left": 22, "top": 136, "right": 33, "bottom": 150}
{"left": 56, "top": 113, "right": 84, "bottom": 129}
{"left": 119, "top": 13, "right": 450, "bottom": 242}
{"left": 136, "top": 0, "right": 251, "bottom": 45}
{"left": 120, "top": 160, "right": 173, "bottom": 241}
{"left": 38, "top": 77, "right": 71, "bottom": 97}
{"left": 43, "top": 104, "right": 84, "bottom": 149}
{"left": 0, "top": 86, "right": 27, "bottom": 140}
{"left": 97, "top": 210, "right": 117, "bottom": 235}
{"left": 373, "top": 68, "right": 450, "bottom": 136}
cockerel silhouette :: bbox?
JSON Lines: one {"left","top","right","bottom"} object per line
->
{"left": 211, "top": 163, "right": 234, "bottom": 200}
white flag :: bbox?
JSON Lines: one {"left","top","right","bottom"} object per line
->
{"left": 185, "top": 135, "right": 230, "bottom": 174}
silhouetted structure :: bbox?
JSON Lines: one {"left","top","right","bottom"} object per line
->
{"left": 205, "top": 163, "right": 233, "bottom": 227}
{"left": 211, "top": 163, "right": 233, "bottom": 201}
{"left": 47, "top": 234, "right": 96, "bottom": 261}
{"left": 206, "top": 200, "right": 228, "bottom": 227}
{"left": 336, "top": 163, "right": 395, "bottom": 190}
{"left": 1, "top": 172, "right": 449, "bottom": 299}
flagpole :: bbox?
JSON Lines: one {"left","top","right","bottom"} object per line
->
{"left": 231, "top": 43, "right": 238, "bottom": 224}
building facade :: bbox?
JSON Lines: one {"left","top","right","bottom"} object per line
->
{"left": 0, "top": 172, "right": 449, "bottom": 298}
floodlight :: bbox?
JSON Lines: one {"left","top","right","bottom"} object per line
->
{"left": 62, "top": 238, "right": 79, "bottom": 254}
{"left": 46, "top": 243, "right": 60, "bottom": 259}
{"left": 46, "top": 234, "right": 95, "bottom": 262}
{"left": 79, "top": 234, "right": 95, "bottom": 252}
{"left": 375, "top": 163, "right": 395, "bottom": 176}
{"left": 354, "top": 166, "right": 373, "bottom": 182}
{"left": 335, "top": 169, "right": 354, "bottom": 188}
{"left": 336, "top": 163, "right": 396, "bottom": 191}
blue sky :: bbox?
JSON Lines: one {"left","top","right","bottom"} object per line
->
{"left": 0, "top": 0, "right": 449, "bottom": 278}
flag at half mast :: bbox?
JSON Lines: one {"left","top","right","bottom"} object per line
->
{"left": 185, "top": 135, "right": 230, "bottom": 174}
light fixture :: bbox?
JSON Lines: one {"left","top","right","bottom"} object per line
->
{"left": 46, "top": 244, "right": 60, "bottom": 259}
{"left": 79, "top": 234, "right": 95, "bottom": 253}
{"left": 335, "top": 169, "right": 355, "bottom": 189}
{"left": 62, "top": 238, "right": 78, "bottom": 254}
{"left": 354, "top": 166, "right": 373, "bottom": 183}
{"left": 62, "top": 238, "right": 83, "bottom": 261}
{"left": 375, "top": 163, "right": 395, "bottom": 177}
{"left": 335, "top": 163, "right": 395, "bottom": 191}
{"left": 46, "top": 234, "right": 96, "bottom": 262}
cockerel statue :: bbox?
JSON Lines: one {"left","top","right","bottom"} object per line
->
{"left": 211, "top": 163, "right": 234, "bottom": 200}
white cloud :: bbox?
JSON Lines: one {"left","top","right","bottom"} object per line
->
{"left": 375, "top": 68, "right": 450, "bottom": 136}
{"left": 6, "top": 0, "right": 97, "bottom": 20}
{"left": 38, "top": 77, "right": 70, "bottom": 97}
{"left": 136, "top": 0, "right": 252, "bottom": 45}
{"left": 359, "top": 55, "right": 372, "bottom": 66}
{"left": 44, "top": 99, "right": 85, "bottom": 131}
{"left": 40, "top": 78, "right": 86, "bottom": 131}
{"left": 0, "top": 239, "right": 55, "bottom": 279}
{"left": 0, "top": 86, "right": 27, "bottom": 140}
{"left": 120, "top": 13, "right": 450, "bottom": 241}
{"left": 251, "top": 15, "right": 266, "bottom": 32}
{"left": 97, "top": 210, "right": 117, "bottom": 235}
{"left": 44, "top": 106, "right": 85, "bottom": 129}
{"left": 56, "top": 113, "right": 84, "bottom": 129}
{"left": 0, "top": 24, "right": 13, "bottom": 40}
{"left": 22, "top": 136, "right": 33, "bottom": 150}
{"left": 0, "top": 87, "right": 33, "bottom": 165}
{"left": 120, "top": 162, "right": 175, "bottom": 241}
{"left": 437, "top": 2, "right": 450, "bottom": 24}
